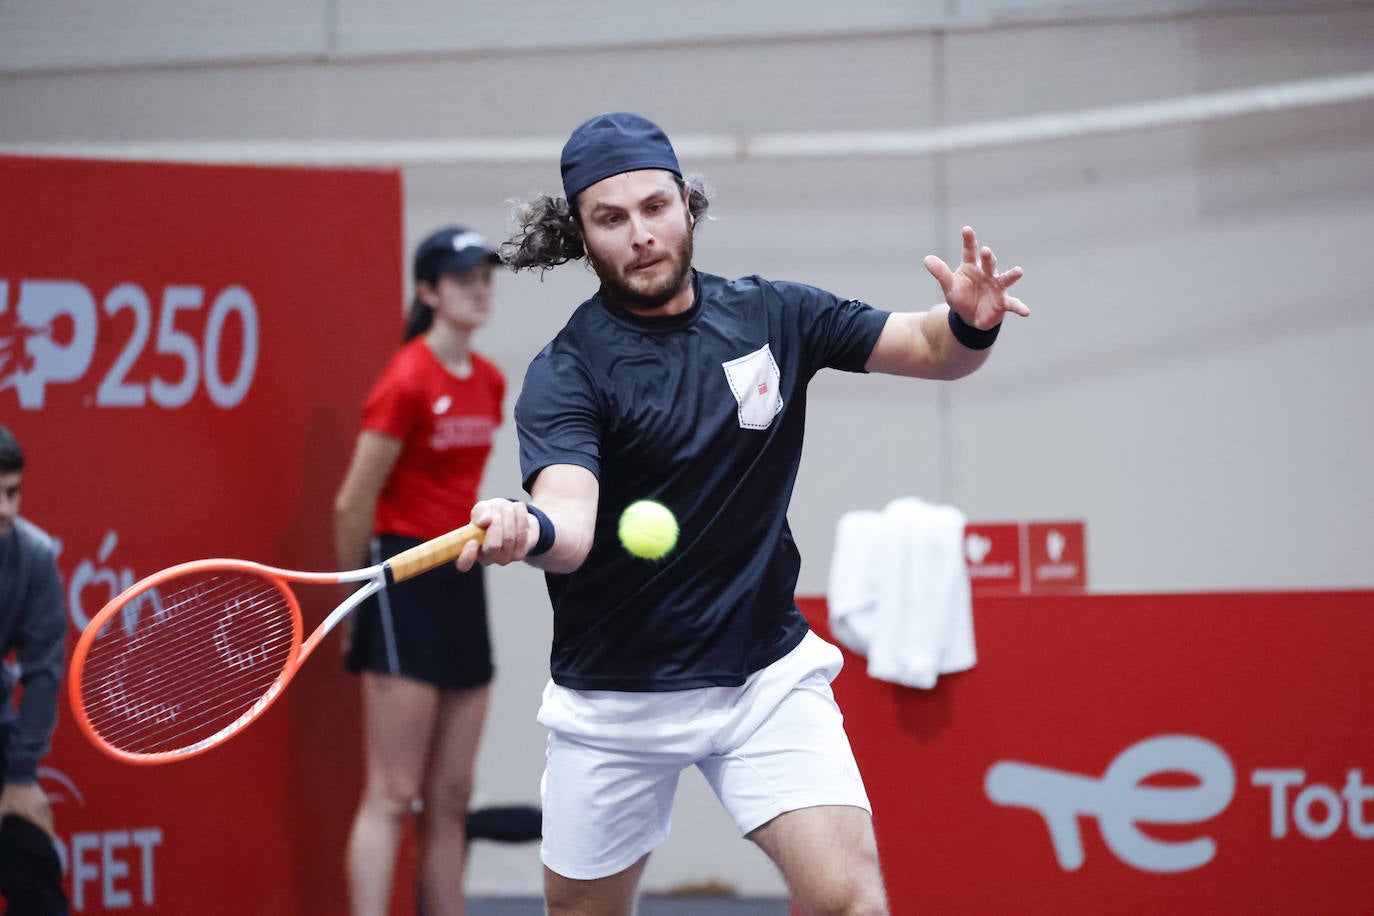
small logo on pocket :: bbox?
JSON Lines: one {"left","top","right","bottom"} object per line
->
{"left": 722, "top": 344, "right": 783, "bottom": 430}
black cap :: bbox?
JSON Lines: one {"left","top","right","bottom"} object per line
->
{"left": 413, "top": 226, "right": 501, "bottom": 283}
{"left": 560, "top": 112, "right": 681, "bottom": 201}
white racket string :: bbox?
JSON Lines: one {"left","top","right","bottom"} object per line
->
{"left": 84, "top": 572, "right": 284, "bottom": 664}
{"left": 79, "top": 569, "right": 300, "bottom": 754}
{"left": 84, "top": 632, "right": 291, "bottom": 744}
{"left": 81, "top": 573, "right": 290, "bottom": 687}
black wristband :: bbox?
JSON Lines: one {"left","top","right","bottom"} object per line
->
{"left": 948, "top": 309, "right": 1001, "bottom": 350}
{"left": 503, "top": 498, "right": 557, "bottom": 556}
{"left": 523, "top": 503, "right": 557, "bottom": 557}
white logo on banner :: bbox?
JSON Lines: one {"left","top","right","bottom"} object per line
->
{"left": 40, "top": 766, "right": 165, "bottom": 911}
{"left": 0, "top": 279, "right": 97, "bottom": 408}
{"left": 1251, "top": 768, "right": 1374, "bottom": 841}
{"left": 987, "top": 735, "right": 1374, "bottom": 873}
{"left": 67, "top": 530, "right": 164, "bottom": 635}
{"left": 1, "top": 278, "right": 258, "bottom": 409}
{"left": 965, "top": 533, "right": 993, "bottom": 564}
{"left": 1046, "top": 528, "right": 1066, "bottom": 562}
{"left": 985, "top": 735, "right": 1236, "bottom": 873}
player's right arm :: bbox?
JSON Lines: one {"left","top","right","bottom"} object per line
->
{"left": 458, "top": 464, "right": 598, "bottom": 575}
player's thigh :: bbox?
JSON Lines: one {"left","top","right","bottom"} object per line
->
{"left": 423, "top": 684, "right": 491, "bottom": 816}
{"left": 749, "top": 805, "right": 887, "bottom": 916}
{"left": 359, "top": 671, "right": 440, "bottom": 795}
{"left": 544, "top": 854, "right": 650, "bottom": 916}
{"left": 698, "top": 672, "right": 869, "bottom": 837}
{"left": 540, "top": 730, "right": 683, "bottom": 882}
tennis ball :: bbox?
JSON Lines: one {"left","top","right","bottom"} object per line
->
{"left": 618, "top": 500, "right": 679, "bottom": 560}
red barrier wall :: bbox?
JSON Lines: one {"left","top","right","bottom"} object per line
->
{"left": 3, "top": 155, "right": 402, "bottom": 914}
{"left": 799, "top": 591, "right": 1374, "bottom": 915}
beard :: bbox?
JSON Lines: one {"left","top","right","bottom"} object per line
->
{"left": 586, "top": 228, "right": 694, "bottom": 312}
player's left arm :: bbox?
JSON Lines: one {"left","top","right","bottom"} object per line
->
{"left": 866, "top": 225, "right": 1029, "bottom": 380}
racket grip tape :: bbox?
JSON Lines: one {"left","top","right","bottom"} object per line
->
{"left": 385, "top": 524, "right": 484, "bottom": 583}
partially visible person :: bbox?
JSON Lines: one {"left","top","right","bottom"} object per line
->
{"left": 0, "top": 424, "right": 71, "bottom": 916}
{"left": 334, "top": 227, "right": 506, "bottom": 916}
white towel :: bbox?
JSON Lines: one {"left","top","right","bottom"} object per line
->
{"left": 826, "top": 496, "right": 976, "bottom": 688}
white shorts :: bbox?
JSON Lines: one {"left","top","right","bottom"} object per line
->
{"left": 535, "top": 630, "right": 872, "bottom": 880}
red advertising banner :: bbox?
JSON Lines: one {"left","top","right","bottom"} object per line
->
{"left": 3, "top": 155, "right": 402, "bottom": 913}
{"left": 798, "top": 591, "right": 1374, "bottom": 915}
{"left": 1026, "top": 520, "right": 1086, "bottom": 591}
{"left": 965, "top": 520, "right": 1086, "bottom": 594}
{"left": 962, "top": 522, "right": 1022, "bottom": 593}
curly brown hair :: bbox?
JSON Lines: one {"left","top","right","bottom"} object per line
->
{"left": 500, "top": 174, "right": 712, "bottom": 274}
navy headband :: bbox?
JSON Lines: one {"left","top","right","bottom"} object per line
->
{"left": 560, "top": 112, "right": 681, "bottom": 201}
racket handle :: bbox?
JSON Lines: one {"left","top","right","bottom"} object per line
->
{"left": 386, "top": 524, "right": 484, "bottom": 583}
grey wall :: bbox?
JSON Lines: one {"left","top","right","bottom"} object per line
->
{"left": 4, "top": 0, "right": 1372, "bottom": 898}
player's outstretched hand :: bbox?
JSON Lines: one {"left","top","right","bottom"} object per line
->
{"left": 923, "top": 226, "right": 1030, "bottom": 329}
{"left": 459, "top": 498, "right": 533, "bottom": 570}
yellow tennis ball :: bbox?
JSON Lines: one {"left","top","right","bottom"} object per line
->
{"left": 618, "top": 500, "right": 679, "bottom": 560}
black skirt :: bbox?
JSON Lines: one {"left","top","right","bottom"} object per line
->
{"left": 344, "top": 532, "right": 494, "bottom": 690}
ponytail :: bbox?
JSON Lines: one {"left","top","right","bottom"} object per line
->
{"left": 403, "top": 298, "right": 434, "bottom": 341}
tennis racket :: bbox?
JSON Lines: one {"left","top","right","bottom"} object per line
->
{"left": 69, "top": 524, "right": 484, "bottom": 765}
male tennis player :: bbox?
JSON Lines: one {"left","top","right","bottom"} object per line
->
{"left": 0, "top": 424, "right": 71, "bottom": 916}
{"left": 457, "top": 112, "right": 1029, "bottom": 915}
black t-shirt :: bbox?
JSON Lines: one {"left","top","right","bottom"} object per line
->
{"left": 517, "top": 270, "right": 890, "bottom": 690}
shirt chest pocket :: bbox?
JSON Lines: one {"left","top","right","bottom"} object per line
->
{"left": 721, "top": 344, "right": 783, "bottom": 430}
